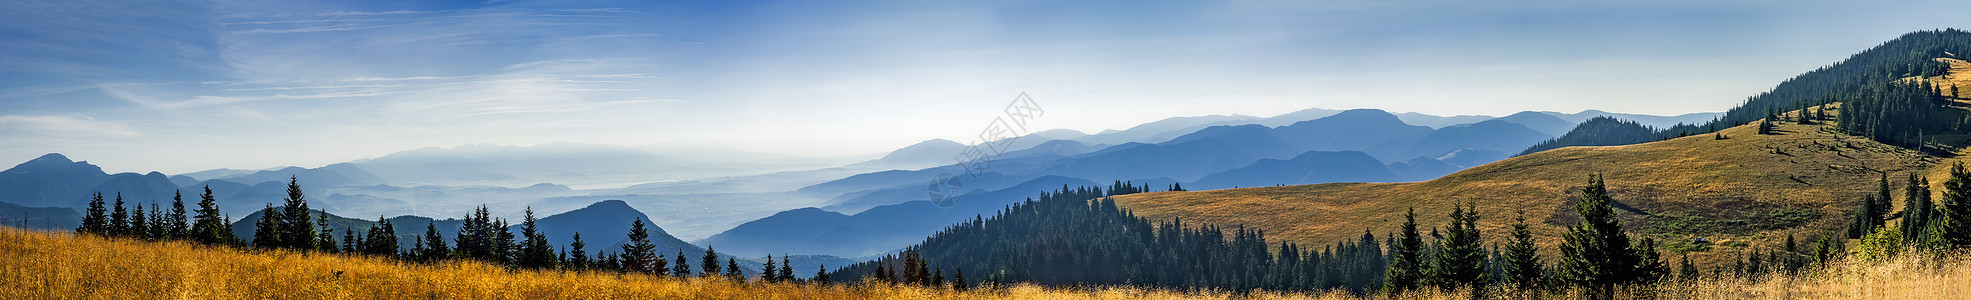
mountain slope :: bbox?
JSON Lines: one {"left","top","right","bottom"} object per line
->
{"left": 1187, "top": 150, "right": 1398, "bottom": 190}
{"left": 0, "top": 154, "right": 110, "bottom": 209}
{"left": 1113, "top": 115, "right": 1936, "bottom": 268}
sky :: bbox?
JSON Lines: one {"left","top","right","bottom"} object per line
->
{"left": 4, "top": 0, "right": 1971, "bottom": 174}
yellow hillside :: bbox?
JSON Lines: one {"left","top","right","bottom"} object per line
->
{"left": 1113, "top": 107, "right": 1947, "bottom": 268}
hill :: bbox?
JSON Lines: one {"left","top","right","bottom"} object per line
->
{"left": 1187, "top": 150, "right": 1399, "bottom": 190}
{"left": 1111, "top": 112, "right": 1939, "bottom": 268}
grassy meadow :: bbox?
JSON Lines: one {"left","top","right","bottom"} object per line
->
{"left": 4, "top": 226, "right": 1969, "bottom": 299}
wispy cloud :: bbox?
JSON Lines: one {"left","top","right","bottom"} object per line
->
{"left": 0, "top": 115, "right": 140, "bottom": 137}
{"left": 231, "top": 24, "right": 385, "bottom": 35}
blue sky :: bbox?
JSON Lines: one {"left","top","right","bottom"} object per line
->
{"left": 4, "top": 0, "right": 1969, "bottom": 173}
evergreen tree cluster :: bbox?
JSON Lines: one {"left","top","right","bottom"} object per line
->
{"left": 827, "top": 175, "right": 1687, "bottom": 297}
{"left": 1519, "top": 117, "right": 1663, "bottom": 155}
{"left": 76, "top": 190, "right": 199, "bottom": 243}
{"left": 79, "top": 185, "right": 239, "bottom": 247}
{"left": 1834, "top": 81, "right": 1965, "bottom": 150}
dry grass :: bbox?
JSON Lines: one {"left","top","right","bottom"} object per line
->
{"left": 5, "top": 227, "right": 1968, "bottom": 299}
{"left": 1114, "top": 108, "right": 1948, "bottom": 269}
{"left": 0, "top": 227, "right": 1377, "bottom": 300}
{"left": 1661, "top": 251, "right": 1971, "bottom": 299}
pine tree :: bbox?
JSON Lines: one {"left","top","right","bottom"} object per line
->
{"left": 363, "top": 216, "right": 397, "bottom": 257}
{"left": 168, "top": 190, "right": 189, "bottom": 239}
{"left": 1851, "top": 195, "right": 1882, "bottom": 238}
{"left": 279, "top": 176, "right": 316, "bottom": 251}
{"left": 128, "top": 202, "right": 149, "bottom": 240}
{"left": 1937, "top": 163, "right": 1971, "bottom": 247}
{"left": 493, "top": 218, "right": 516, "bottom": 266}
{"left": 763, "top": 254, "right": 778, "bottom": 283}
{"left": 1382, "top": 207, "right": 1424, "bottom": 294}
{"left": 567, "top": 233, "right": 589, "bottom": 270}
{"left": 1501, "top": 210, "right": 1543, "bottom": 290}
{"left": 620, "top": 218, "right": 659, "bottom": 275}
{"left": 932, "top": 268, "right": 945, "bottom": 287}
{"left": 110, "top": 193, "right": 128, "bottom": 237}
{"left": 1902, "top": 172, "right": 1935, "bottom": 244}
{"left": 816, "top": 264, "right": 831, "bottom": 285}
{"left": 517, "top": 207, "right": 556, "bottom": 269}
{"left": 1677, "top": 255, "right": 1699, "bottom": 282}
{"left": 190, "top": 186, "right": 234, "bottom": 245}
{"left": 252, "top": 204, "right": 285, "bottom": 249}
{"left": 342, "top": 228, "right": 360, "bottom": 254}
{"left": 78, "top": 192, "right": 107, "bottom": 235}
{"left": 418, "top": 222, "right": 447, "bottom": 262}
{"left": 673, "top": 250, "right": 691, "bottom": 277}
{"left": 1784, "top": 234, "right": 1797, "bottom": 253}
{"left": 316, "top": 215, "right": 337, "bottom": 253}
{"left": 700, "top": 246, "right": 721, "bottom": 277}
{"left": 1428, "top": 203, "right": 1485, "bottom": 292}
{"left": 780, "top": 256, "right": 795, "bottom": 282}
{"left": 147, "top": 202, "right": 165, "bottom": 240}
{"left": 1555, "top": 174, "right": 1660, "bottom": 298}
{"left": 1758, "top": 111, "right": 1778, "bottom": 134}
{"left": 724, "top": 258, "right": 742, "bottom": 280}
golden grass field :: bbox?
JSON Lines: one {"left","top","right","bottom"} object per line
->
{"left": 5, "top": 227, "right": 1969, "bottom": 299}
{"left": 1114, "top": 106, "right": 1954, "bottom": 270}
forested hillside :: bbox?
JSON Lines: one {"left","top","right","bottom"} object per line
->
{"left": 1524, "top": 29, "right": 1971, "bottom": 155}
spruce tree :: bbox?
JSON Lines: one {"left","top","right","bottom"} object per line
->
{"left": 363, "top": 217, "right": 397, "bottom": 256}
{"left": 724, "top": 258, "right": 742, "bottom": 280}
{"left": 764, "top": 254, "right": 779, "bottom": 283}
{"left": 673, "top": 250, "right": 691, "bottom": 277}
{"left": 620, "top": 218, "right": 659, "bottom": 275}
{"left": 342, "top": 228, "right": 360, "bottom": 254}
{"left": 252, "top": 204, "right": 285, "bottom": 249}
{"left": 190, "top": 186, "right": 234, "bottom": 245}
{"left": 419, "top": 222, "right": 447, "bottom": 262}
{"left": 78, "top": 192, "right": 107, "bottom": 235}
{"left": 168, "top": 190, "right": 189, "bottom": 239}
{"left": 493, "top": 218, "right": 516, "bottom": 266}
{"left": 780, "top": 256, "right": 795, "bottom": 282}
{"left": 1382, "top": 207, "right": 1424, "bottom": 294}
{"left": 1501, "top": 211, "right": 1543, "bottom": 290}
{"left": 1555, "top": 174, "right": 1660, "bottom": 298}
{"left": 110, "top": 193, "right": 128, "bottom": 237}
{"left": 568, "top": 233, "right": 589, "bottom": 270}
{"left": 1937, "top": 163, "right": 1971, "bottom": 247}
{"left": 316, "top": 215, "right": 337, "bottom": 253}
{"left": 1877, "top": 172, "right": 1895, "bottom": 225}
{"left": 1901, "top": 172, "right": 1935, "bottom": 244}
{"left": 1428, "top": 203, "right": 1485, "bottom": 292}
{"left": 815, "top": 264, "right": 831, "bottom": 284}
{"left": 128, "top": 202, "right": 149, "bottom": 240}
{"left": 701, "top": 246, "right": 721, "bottom": 277}
{"left": 147, "top": 202, "right": 165, "bottom": 240}
{"left": 517, "top": 207, "right": 556, "bottom": 269}
{"left": 279, "top": 177, "right": 316, "bottom": 251}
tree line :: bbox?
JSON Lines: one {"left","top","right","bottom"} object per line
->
{"left": 72, "top": 176, "right": 824, "bottom": 284}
